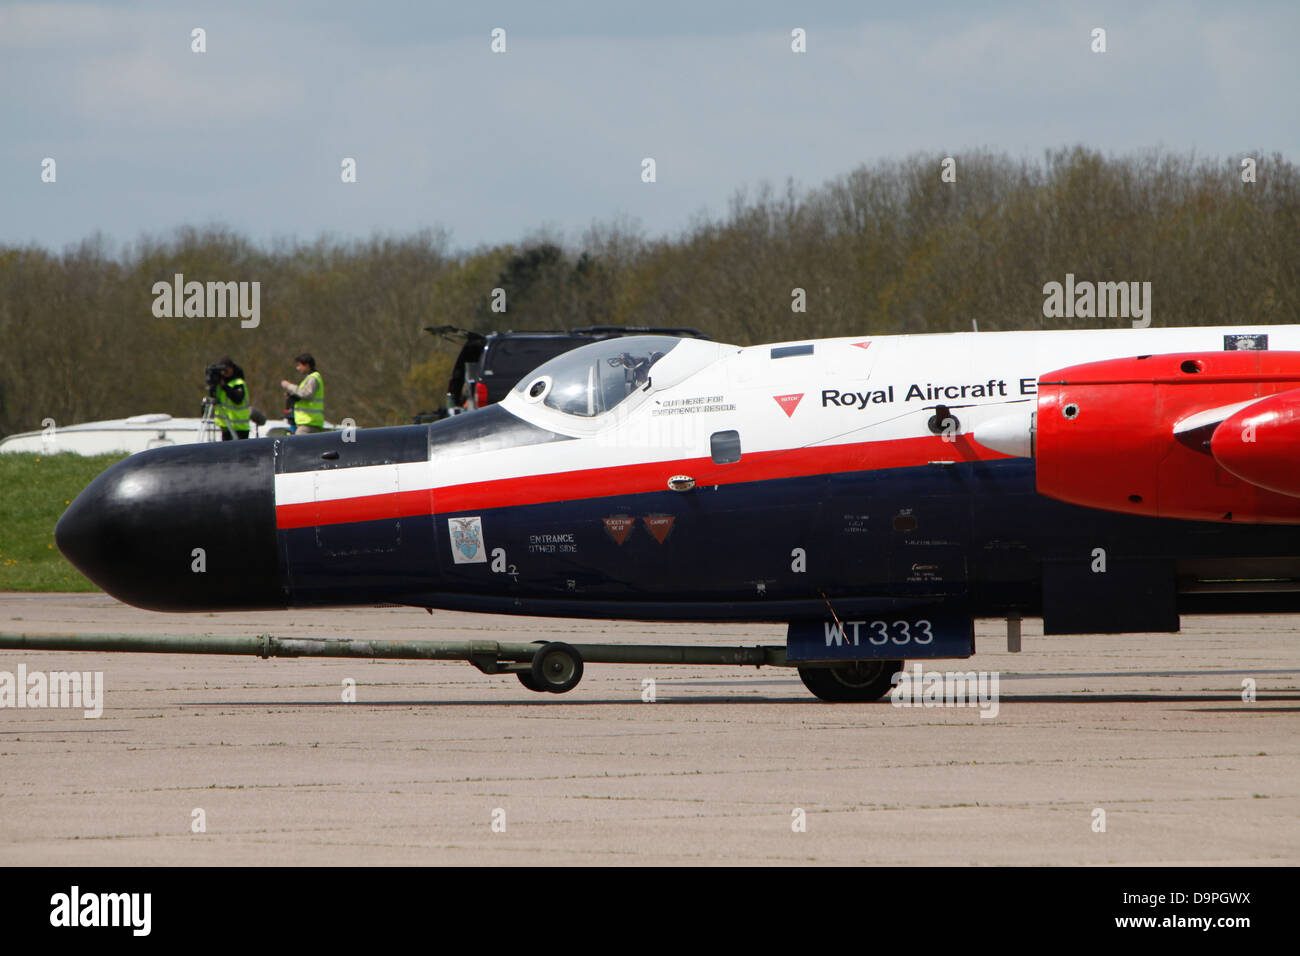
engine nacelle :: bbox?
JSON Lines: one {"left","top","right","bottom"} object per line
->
{"left": 1211, "top": 388, "right": 1300, "bottom": 497}
{"left": 1026, "top": 351, "right": 1300, "bottom": 523}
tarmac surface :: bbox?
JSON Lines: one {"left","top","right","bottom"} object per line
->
{"left": 0, "top": 592, "right": 1296, "bottom": 865}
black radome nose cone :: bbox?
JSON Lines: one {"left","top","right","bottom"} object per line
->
{"left": 56, "top": 440, "right": 285, "bottom": 611}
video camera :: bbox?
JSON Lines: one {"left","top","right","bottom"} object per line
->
{"left": 205, "top": 363, "right": 226, "bottom": 390}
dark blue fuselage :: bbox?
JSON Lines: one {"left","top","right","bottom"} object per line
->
{"left": 57, "top": 409, "right": 1300, "bottom": 627}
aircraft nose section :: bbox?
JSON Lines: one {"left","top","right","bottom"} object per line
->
{"left": 56, "top": 440, "right": 286, "bottom": 611}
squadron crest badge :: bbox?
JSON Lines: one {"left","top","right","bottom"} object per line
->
{"left": 448, "top": 516, "right": 487, "bottom": 564}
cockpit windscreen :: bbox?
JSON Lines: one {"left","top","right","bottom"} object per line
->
{"left": 514, "top": 336, "right": 683, "bottom": 418}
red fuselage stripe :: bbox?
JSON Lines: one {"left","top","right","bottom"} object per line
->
{"left": 274, "top": 435, "right": 1005, "bottom": 530}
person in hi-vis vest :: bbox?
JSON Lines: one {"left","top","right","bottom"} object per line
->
{"left": 281, "top": 352, "right": 325, "bottom": 433}
{"left": 212, "top": 356, "right": 251, "bottom": 440}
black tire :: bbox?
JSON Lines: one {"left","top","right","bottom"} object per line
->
{"left": 516, "top": 670, "right": 544, "bottom": 692}
{"left": 515, "top": 640, "right": 549, "bottom": 691}
{"left": 529, "top": 642, "right": 584, "bottom": 694}
{"left": 797, "top": 660, "right": 902, "bottom": 702}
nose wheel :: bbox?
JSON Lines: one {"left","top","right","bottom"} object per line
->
{"left": 517, "top": 641, "right": 584, "bottom": 694}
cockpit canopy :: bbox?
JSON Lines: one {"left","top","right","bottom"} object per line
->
{"left": 513, "top": 335, "right": 686, "bottom": 418}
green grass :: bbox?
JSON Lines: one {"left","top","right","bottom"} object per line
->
{"left": 0, "top": 452, "right": 125, "bottom": 591}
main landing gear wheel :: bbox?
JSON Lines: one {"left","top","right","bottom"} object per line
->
{"left": 527, "top": 641, "right": 584, "bottom": 694}
{"left": 797, "top": 660, "right": 902, "bottom": 702}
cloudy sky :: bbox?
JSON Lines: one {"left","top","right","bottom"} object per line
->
{"left": 2, "top": 0, "right": 1295, "bottom": 252}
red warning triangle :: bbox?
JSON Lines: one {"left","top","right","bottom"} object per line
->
{"left": 603, "top": 516, "right": 635, "bottom": 545}
{"left": 643, "top": 515, "right": 675, "bottom": 544}
{"left": 851, "top": 341, "right": 872, "bottom": 350}
{"left": 774, "top": 393, "right": 804, "bottom": 417}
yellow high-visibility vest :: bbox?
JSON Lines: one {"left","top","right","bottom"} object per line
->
{"left": 293, "top": 371, "right": 325, "bottom": 427}
{"left": 214, "top": 377, "right": 251, "bottom": 432}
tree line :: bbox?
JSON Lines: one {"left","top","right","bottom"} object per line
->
{"left": 1, "top": 146, "right": 1295, "bottom": 437}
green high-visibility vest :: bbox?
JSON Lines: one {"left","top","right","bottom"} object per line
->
{"left": 293, "top": 370, "right": 325, "bottom": 427}
{"left": 214, "top": 377, "right": 251, "bottom": 432}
